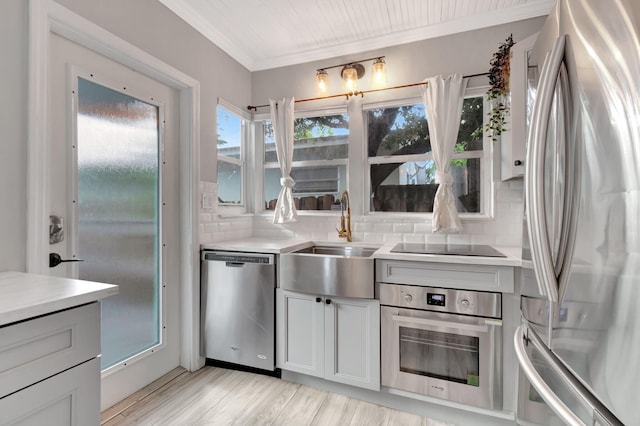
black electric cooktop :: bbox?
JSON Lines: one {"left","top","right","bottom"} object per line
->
{"left": 390, "top": 243, "right": 506, "bottom": 258}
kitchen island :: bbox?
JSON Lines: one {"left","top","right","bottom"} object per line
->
{"left": 0, "top": 271, "right": 118, "bottom": 425}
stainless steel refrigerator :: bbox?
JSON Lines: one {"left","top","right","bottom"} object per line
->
{"left": 514, "top": 0, "right": 640, "bottom": 425}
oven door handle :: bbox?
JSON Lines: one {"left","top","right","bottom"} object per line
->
{"left": 391, "top": 315, "right": 500, "bottom": 333}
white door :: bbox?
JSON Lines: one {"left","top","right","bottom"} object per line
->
{"left": 49, "top": 33, "right": 180, "bottom": 410}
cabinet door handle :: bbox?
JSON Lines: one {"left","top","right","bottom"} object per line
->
{"left": 514, "top": 160, "right": 523, "bottom": 166}
{"left": 315, "top": 297, "right": 322, "bottom": 303}
{"left": 325, "top": 299, "right": 332, "bottom": 305}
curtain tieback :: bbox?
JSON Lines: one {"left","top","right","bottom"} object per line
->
{"left": 435, "top": 171, "right": 453, "bottom": 185}
{"left": 280, "top": 176, "right": 296, "bottom": 188}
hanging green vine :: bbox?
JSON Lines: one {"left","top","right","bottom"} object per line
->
{"left": 486, "top": 34, "right": 515, "bottom": 142}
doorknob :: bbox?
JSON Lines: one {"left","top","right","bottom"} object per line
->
{"left": 49, "top": 253, "right": 84, "bottom": 268}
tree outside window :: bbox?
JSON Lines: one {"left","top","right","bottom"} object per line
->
{"left": 367, "top": 97, "right": 484, "bottom": 213}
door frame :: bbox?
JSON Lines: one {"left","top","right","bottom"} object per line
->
{"left": 27, "top": 0, "right": 202, "bottom": 372}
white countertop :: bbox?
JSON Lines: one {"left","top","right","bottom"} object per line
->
{"left": 0, "top": 271, "right": 119, "bottom": 327}
{"left": 201, "top": 238, "right": 522, "bottom": 267}
{"left": 201, "top": 238, "right": 312, "bottom": 254}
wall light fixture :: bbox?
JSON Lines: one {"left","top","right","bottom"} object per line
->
{"left": 316, "top": 56, "right": 386, "bottom": 94}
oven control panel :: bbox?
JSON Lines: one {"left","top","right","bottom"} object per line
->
{"left": 427, "top": 292, "right": 446, "bottom": 306}
{"left": 378, "top": 283, "right": 501, "bottom": 319}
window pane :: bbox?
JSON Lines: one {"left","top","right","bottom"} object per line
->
{"left": 368, "top": 96, "right": 485, "bottom": 214}
{"left": 264, "top": 114, "right": 349, "bottom": 163}
{"left": 263, "top": 113, "right": 349, "bottom": 211}
{"left": 370, "top": 161, "right": 437, "bottom": 212}
{"left": 264, "top": 165, "right": 346, "bottom": 211}
{"left": 367, "top": 104, "right": 430, "bottom": 157}
{"left": 217, "top": 105, "right": 242, "bottom": 157}
{"left": 217, "top": 105, "right": 243, "bottom": 205}
{"left": 457, "top": 97, "right": 484, "bottom": 152}
{"left": 457, "top": 158, "right": 482, "bottom": 213}
{"left": 370, "top": 159, "right": 481, "bottom": 213}
{"left": 217, "top": 160, "right": 242, "bottom": 204}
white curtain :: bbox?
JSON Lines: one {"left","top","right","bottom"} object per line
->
{"left": 270, "top": 97, "right": 297, "bottom": 223}
{"left": 420, "top": 74, "right": 468, "bottom": 233}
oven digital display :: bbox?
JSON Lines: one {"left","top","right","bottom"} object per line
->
{"left": 427, "top": 293, "right": 446, "bottom": 306}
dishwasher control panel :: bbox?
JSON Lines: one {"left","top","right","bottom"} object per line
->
{"left": 202, "top": 251, "right": 274, "bottom": 264}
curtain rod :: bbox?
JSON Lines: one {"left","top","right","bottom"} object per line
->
{"left": 247, "top": 72, "right": 489, "bottom": 111}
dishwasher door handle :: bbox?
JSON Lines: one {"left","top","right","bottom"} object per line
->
{"left": 225, "top": 262, "right": 245, "bottom": 267}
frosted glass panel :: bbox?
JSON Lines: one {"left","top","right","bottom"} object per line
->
{"left": 77, "top": 78, "right": 160, "bottom": 370}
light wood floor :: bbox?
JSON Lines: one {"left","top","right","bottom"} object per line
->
{"left": 101, "top": 366, "right": 451, "bottom": 426}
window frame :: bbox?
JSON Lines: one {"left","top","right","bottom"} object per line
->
{"left": 363, "top": 86, "right": 494, "bottom": 218}
{"left": 252, "top": 86, "right": 495, "bottom": 220}
{"left": 217, "top": 99, "right": 250, "bottom": 214}
{"left": 260, "top": 105, "right": 350, "bottom": 214}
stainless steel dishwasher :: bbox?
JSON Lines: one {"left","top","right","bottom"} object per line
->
{"left": 201, "top": 250, "right": 277, "bottom": 373}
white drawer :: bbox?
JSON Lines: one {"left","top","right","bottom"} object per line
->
{"left": 376, "top": 260, "right": 515, "bottom": 293}
{"left": 0, "top": 357, "right": 100, "bottom": 426}
{"left": 0, "top": 302, "right": 100, "bottom": 398}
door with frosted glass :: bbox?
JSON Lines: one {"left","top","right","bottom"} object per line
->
{"left": 49, "top": 33, "right": 180, "bottom": 409}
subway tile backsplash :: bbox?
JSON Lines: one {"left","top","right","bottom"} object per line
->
{"left": 200, "top": 179, "right": 525, "bottom": 247}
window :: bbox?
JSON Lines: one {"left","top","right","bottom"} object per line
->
{"left": 263, "top": 112, "right": 349, "bottom": 211}
{"left": 367, "top": 95, "right": 485, "bottom": 213}
{"left": 217, "top": 103, "right": 246, "bottom": 206}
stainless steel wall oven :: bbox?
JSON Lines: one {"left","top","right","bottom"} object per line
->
{"left": 380, "top": 283, "right": 502, "bottom": 410}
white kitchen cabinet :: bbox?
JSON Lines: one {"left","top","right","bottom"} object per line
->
{"left": 277, "top": 289, "right": 380, "bottom": 391}
{"left": 324, "top": 296, "right": 380, "bottom": 390}
{"left": 500, "top": 32, "right": 538, "bottom": 181}
{"left": 276, "top": 290, "right": 325, "bottom": 377}
{"left": 0, "top": 302, "right": 101, "bottom": 425}
{"left": 0, "top": 357, "right": 100, "bottom": 426}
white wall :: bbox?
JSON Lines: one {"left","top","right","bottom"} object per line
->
{"left": 0, "top": 1, "right": 29, "bottom": 272}
{"left": 0, "top": 0, "right": 252, "bottom": 272}
{"left": 201, "top": 18, "right": 545, "bottom": 247}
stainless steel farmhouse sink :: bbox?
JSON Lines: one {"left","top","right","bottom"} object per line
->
{"left": 279, "top": 244, "right": 379, "bottom": 298}
{"left": 295, "top": 245, "right": 377, "bottom": 257}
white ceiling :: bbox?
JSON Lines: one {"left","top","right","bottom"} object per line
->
{"left": 159, "top": 0, "right": 554, "bottom": 71}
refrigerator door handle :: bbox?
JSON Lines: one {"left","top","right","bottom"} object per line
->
{"left": 525, "top": 34, "right": 567, "bottom": 303}
{"left": 525, "top": 49, "right": 552, "bottom": 298}
{"left": 555, "top": 61, "right": 581, "bottom": 303}
{"left": 514, "top": 325, "right": 584, "bottom": 426}
{"left": 552, "top": 62, "right": 572, "bottom": 278}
